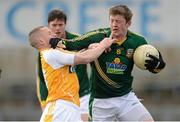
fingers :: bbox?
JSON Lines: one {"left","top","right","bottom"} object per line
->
{"left": 148, "top": 54, "right": 158, "bottom": 60}
{"left": 145, "top": 60, "right": 153, "bottom": 64}
{"left": 144, "top": 63, "right": 153, "bottom": 69}
{"left": 57, "top": 44, "right": 66, "bottom": 49}
{"left": 101, "top": 38, "right": 112, "bottom": 48}
{"left": 158, "top": 51, "right": 163, "bottom": 59}
{"left": 109, "top": 33, "right": 113, "bottom": 39}
{"left": 144, "top": 64, "right": 149, "bottom": 69}
{"left": 108, "top": 48, "right": 112, "bottom": 52}
{"left": 112, "top": 39, "right": 117, "bottom": 43}
{"left": 145, "top": 59, "right": 155, "bottom": 69}
{"left": 100, "top": 37, "right": 115, "bottom": 50}
{"left": 105, "top": 48, "right": 112, "bottom": 53}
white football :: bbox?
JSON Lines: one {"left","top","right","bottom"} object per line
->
{"left": 133, "top": 44, "right": 159, "bottom": 70}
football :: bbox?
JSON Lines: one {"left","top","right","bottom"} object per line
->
{"left": 133, "top": 44, "right": 159, "bottom": 70}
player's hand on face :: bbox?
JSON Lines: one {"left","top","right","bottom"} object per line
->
{"left": 100, "top": 38, "right": 117, "bottom": 53}
{"left": 145, "top": 51, "right": 166, "bottom": 70}
{"left": 49, "top": 38, "right": 60, "bottom": 48}
{"left": 49, "top": 38, "right": 66, "bottom": 49}
{"left": 105, "top": 38, "right": 116, "bottom": 52}
{"left": 100, "top": 38, "right": 116, "bottom": 49}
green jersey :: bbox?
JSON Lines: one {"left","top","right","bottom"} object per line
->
{"left": 66, "top": 32, "right": 90, "bottom": 97}
{"left": 76, "top": 64, "right": 90, "bottom": 97}
{"left": 64, "top": 28, "right": 147, "bottom": 98}
{"left": 37, "top": 31, "right": 90, "bottom": 108}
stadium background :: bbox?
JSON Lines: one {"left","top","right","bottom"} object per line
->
{"left": 0, "top": 0, "right": 179, "bottom": 120}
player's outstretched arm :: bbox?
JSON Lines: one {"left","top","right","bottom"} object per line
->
{"left": 49, "top": 30, "right": 109, "bottom": 50}
{"left": 74, "top": 38, "right": 115, "bottom": 65}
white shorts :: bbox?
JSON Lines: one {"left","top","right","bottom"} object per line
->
{"left": 80, "top": 94, "right": 90, "bottom": 114}
{"left": 40, "top": 99, "right": 81, "bottom": 122}
{"left": 92, "top": 91, "right": 153, "bottom": 121}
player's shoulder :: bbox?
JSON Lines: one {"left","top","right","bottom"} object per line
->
{"left": 42, "top": 48, "right": 74, "bottom": 55}
{"left": 128, "top": 30, "right": 147, "bottom": 41}
{"left": 40, "top": 49, "right": 55, "bottom": 64}
{"left": 90, "top": 27, "right": 110, "bottom": 33}
{"left": 127, "top": 30, "right": 148, "bottom": 46}
{"left": 41, "top": 49, "right": 74, "bottom": 69}
{"left": 41, "top": 49, "right": 56, "bottom": 58}
{"left": 69, "top": 32, "right": 80, "bottom": 37}
{"left": 41, "top": 49, "right": 74, "bottom": 63}
{"left": 96, "top": 27, "right": 110, "bottom": 31}
{"left": 83, "top": 27, "right": 110, "bottom": 37}
{"left": 128, "top": 30, "right": 144, "bottom": 38}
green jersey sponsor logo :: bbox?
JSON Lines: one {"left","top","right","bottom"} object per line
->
{"left": 106, "top": 58, "right": 127, "bottom": 74}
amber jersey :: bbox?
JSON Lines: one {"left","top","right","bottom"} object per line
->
{"left": 37, "top": 31, "right": 90, "bottom": 109}
{"left": 40, "top": 48, "right": 80, "bottom": 106}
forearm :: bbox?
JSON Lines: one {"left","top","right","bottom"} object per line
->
{"left": 74, "top": 44, "right": 106, "bottom": 65}
{"left": 74, "top": 38, "right": 114, "bottom": 65}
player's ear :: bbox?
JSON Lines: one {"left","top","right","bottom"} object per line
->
{"left": 126, "top": 20, "right": 131, "bottom": 28}
{"left": 39, "top": 39, "right": 43, "bottom": 43}
{"left": 39, "top": 38, "right": 45, "bottom": 46}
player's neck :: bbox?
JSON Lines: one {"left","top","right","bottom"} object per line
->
{"left": 61, "top": 31, "right": 66, "bottom": 39}
{"left": 113, "top": 31, "right": 127, "bottom": 41}
{"left": 114, "top": 35, "right": 126, "bottom": 41}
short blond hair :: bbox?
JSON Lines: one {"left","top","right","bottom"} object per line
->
{"left": 28, "top": 26, "right": 45, "bottom": 49}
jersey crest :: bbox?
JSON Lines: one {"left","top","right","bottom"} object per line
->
{"left": 126, "top": 49, "right": 134, "bottom": 58}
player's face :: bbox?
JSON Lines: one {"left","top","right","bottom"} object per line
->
{"left": 110, "top": 15, "right": 131, "bottom": 39}
{"left": 48, "top": 19, "right": 66, "bottom": 38}
{"left": 40, "top": 27, "right": 56, "bottom": 47}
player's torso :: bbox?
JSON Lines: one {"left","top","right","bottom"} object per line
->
{"left": 75, "top": 64, "right": 90, "bottom": 97}
{"left": 40, "top": 49, "right": 80, "bottom": 106}
{"left": 91, "top": 31, "right": 147, "bottom": 98}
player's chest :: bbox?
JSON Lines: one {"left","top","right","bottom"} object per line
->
{"left": 101, "top": 44, "right": 134, "bottom": 61}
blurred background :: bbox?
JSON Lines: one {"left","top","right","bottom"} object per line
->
{"left": 0, "top": 0, "right": 179, "bottom": 121}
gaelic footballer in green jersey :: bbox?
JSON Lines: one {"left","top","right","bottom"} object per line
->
{"left": 50, "top": 28, "right": 165, "bottom": 121}
{"left": 49, "top": 5, "right": 165, "bottom": 121}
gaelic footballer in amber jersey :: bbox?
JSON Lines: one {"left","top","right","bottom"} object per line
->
{"left": 40, "top": 49, "right": 80, "bottom": 106}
